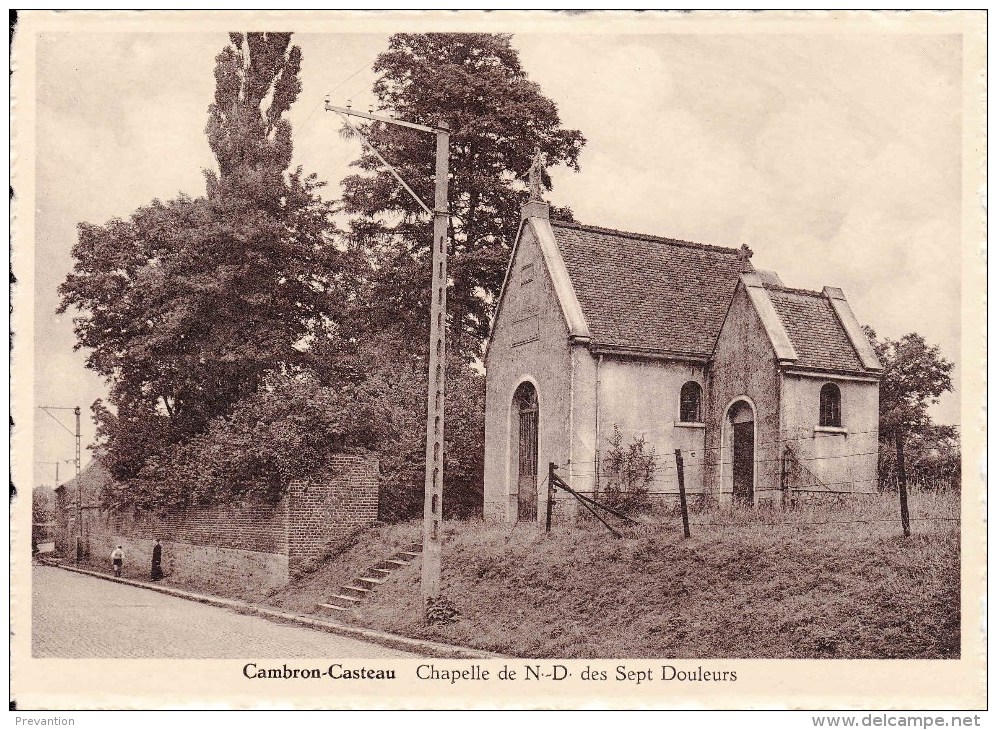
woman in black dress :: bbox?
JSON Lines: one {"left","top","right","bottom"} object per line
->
{"left": 150, "top": 539, "right": 163, "bottom": 581}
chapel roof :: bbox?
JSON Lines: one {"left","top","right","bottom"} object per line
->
{"left": 763, "top": 285, "right": 868, "bottom": 372}
{"left": 549, "top": 220, "right": 749, "bottom": 358}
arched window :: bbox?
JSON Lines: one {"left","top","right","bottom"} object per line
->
{"left": 819, "top": 383, "right": 842, "bottom": 427}
{"left": 679, "top": 381, "right": 703, "bottom": 423}
{"left": 514, "top": 381, "right": 538, "bottom": 413}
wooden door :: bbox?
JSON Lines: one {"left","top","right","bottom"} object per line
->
{"left": 732, "top": 421, "right": 754, "bottom": 505}
{"left": 517, "top": 398, "right": 538, "bottom": 522}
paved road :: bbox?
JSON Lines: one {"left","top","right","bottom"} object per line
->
{"left": 32, "top": 566, "right": 417, "bottom": 659}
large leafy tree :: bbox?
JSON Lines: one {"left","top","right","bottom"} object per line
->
{"left": 303, "top": 328, "right": 485, "bottom": 521}
{"left": 339, "top": 32, "right": 586, "bottom": 358}
{"left": 865, "top": 327, "right": 955, "bottom": 440}
{"left": 864, "top": 327, "right": 959, "bottom": 489}
{"left": 59, "top": 33, "right": 344, "bottom": 482}
{"left": 330, "top": 33, "right": 584, "bottom": 519}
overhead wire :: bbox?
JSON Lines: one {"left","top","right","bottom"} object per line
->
{"left": 296, "top": 58, "right": 377, "bottom": 138}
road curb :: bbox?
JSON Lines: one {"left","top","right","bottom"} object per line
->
{"left": 37, "top": 560, "right": 501, "bottom": 660}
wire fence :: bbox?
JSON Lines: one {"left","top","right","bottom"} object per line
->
{"left": 560, "top": 435, "right": 960, "bottom": 493}
{"left": 550, "top": 495, "right": 960, "bottom": 535}
{"left": 537, "top": 439, "right": 960, "bottom": 539}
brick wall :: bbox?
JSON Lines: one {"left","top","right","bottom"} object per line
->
{"left": 55, "top": 456, "right": 379, "bottom": 588}
{"left": 106, "top": 499, "right": 289, "bottom": 555}
{"left": 77, "top": 497, "right": 291, "bottom": 596}
{"left": 86, "top": 531, "right": 290, "bottom": 598}
{"left": 288, "top": 455, "right": 379, "bottom": 574}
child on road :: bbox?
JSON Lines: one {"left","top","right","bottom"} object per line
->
{"left": 110, "top": 545, "right": 124, "bottom": 577}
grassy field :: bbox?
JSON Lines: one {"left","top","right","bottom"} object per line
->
{"left": 269, "top": 488, "right": 961, "bottom": 659}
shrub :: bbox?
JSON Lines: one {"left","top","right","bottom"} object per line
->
{"left": 600, "top": 425, "right": 656, "bottom": 514}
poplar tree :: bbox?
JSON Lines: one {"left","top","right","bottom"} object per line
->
{"left": 59, "top": 33, "right": 343, "bottom": 483}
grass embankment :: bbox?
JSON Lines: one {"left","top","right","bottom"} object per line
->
{"left": 269, "top": 490, "right": 960, "bottom": 659}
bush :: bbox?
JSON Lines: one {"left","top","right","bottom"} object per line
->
{"left": 600, "top": 425, "right": 656, "bottom": 514}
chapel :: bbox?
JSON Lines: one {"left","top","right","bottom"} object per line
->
{"left": 482, "top": 189, "right": 881, "bottom": 522}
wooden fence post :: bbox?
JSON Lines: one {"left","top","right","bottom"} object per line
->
{"left": 545, "top": 462, "right": 556, "bottom": 533}
{"left": 674, "top": 449, "right": 691, "bottom": 539}
{"left": 895, "top": 431, "right": 911, "bottom": 537}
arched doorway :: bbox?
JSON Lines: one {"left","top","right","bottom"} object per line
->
{"left": 727, "top": 399, "right": 755, "bottom": 506}
{"left": 512, "top": 381, "right": 539, "bottom": 522}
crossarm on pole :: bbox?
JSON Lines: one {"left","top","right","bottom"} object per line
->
{"left": 334, "top": 111, "right": 433, "bottom": 216}
{"left": 325, "top": 102, "right": 438, "bottom": 134}
{"left": 38, "top": 407, "right": 76, "bottom": 437}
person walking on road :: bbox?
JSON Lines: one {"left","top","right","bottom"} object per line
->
{"left": 111, "top": 545, "right": 124, "bottom": 578}
{"left": 150, "top": 539, "right": 163, "bottom": 581}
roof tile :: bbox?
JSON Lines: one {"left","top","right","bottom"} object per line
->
{"left": 765, "top": 286, "right": 865, "bottom": 372}
{"left": 550, "top": 221, "right": 747, "bottom": 357}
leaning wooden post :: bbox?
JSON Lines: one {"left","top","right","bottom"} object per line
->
{"left": 674, "top": 449, "right": 691, "bottom": 538}
{"left": 895, "top": 430, "right": 911, "bottom": 537}
{"left": 545, "top": 462, "right": 556, "bottom": 533}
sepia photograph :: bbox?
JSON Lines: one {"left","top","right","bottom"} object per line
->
{"left": 11, "top": 9, "right": 985, "bottom": 711}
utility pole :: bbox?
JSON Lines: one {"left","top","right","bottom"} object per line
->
{"left": 74, "top": 407, "right": 81, "bottom": 482}
{"left": 75, "top": 406, "right": 83, "bottom": 553}
{"left": 38, "top": 405, "right": 83, "bottom": 557}
{"left": 421, "top": 121, "right": 450, "bottom": 605}
{"left": 545, "top": 462, "right": 556, "bottom": 533}
{"left": 325, "top": 99, "right": 450, "bottom": 615}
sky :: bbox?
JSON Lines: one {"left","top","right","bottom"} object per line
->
{"left": 29, "top": 28, "right": 965, "bottom": 487}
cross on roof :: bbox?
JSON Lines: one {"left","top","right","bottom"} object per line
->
{"left": 528, "top": 147, "right": 544, "bottom": 202}
{"left": 737, "top": 243, "right": 754, "bottom": 271}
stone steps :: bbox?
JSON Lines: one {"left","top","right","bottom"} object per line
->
{"left": 318, "top": 602, "right": 350, "bottom": 613}
{"left": 325, "top": 593, "right": 364, "bottom": 609}
{"left": 317, "top": 541, "right": 423, "bottom": 616}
